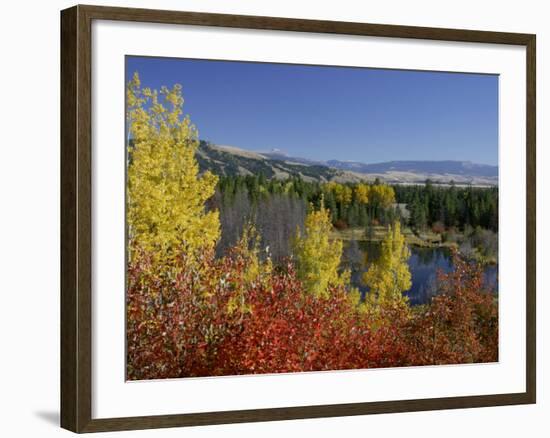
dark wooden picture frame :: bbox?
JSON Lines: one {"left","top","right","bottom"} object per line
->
{"left": 61, "top": 4, "right": 536, "bottom": 433}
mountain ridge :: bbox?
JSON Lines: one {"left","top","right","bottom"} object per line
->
{"left": 197, "top": 142, "right": 498, "bottom": 186}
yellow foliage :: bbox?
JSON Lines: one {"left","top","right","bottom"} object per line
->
{"left": 293, "top": 201, "right": 348, "bottom": 298}
{"left": 347, "top": 286, "right": 363, "bottom": 307}
{"left": 354, "top": 183, "right": 370, "bottom": 204}
{"left": 227, "top": 223, "right": 272, "bottom": 315}
{"left": 126, "top": 72, "right": 220, "bottom": 264}
{"left": 323, "top": 182, "right": 353, "bottom": 205}
{"left": 369, "top": 184, "right": 396, "bottom": 208}
{"left": 336, "top": 185, "right": 352, "bottom": 205}
{"left": 235, "top": 223, "right": 272, "bottom": 285}
{"left": 323, "top": 181, "right": 393, "bottom": 208}
{"left": 362, "top": 222, "right": 411, "bottom": 309}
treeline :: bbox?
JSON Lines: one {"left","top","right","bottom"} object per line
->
{"left": 213, "top": 175, "right": 499, "bottom": 240}
{"left": 394, "top": 181, "right": 498, "bottom": 232}
{"left": 214, "top": 175, "right": 398, "bottom": 228}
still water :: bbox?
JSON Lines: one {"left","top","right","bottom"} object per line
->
{"left": 342, "top": 241, "right": 498, "bottom": 306}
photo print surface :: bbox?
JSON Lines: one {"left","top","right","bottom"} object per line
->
{"left": 125, "top": 56, "right": 499, "bottom": 380}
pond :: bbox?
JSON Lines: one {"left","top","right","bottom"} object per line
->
{"left": 341, "top": 241, "right": 498, "bottom": 305}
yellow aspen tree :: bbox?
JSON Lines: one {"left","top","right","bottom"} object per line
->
{"left": 381, "top": 185, "right": 396, "bottom": 207}
{"left": 323, "top": 182, "right": 352, "bottom": 206}
{"left": 362, "top": 221, "right": 411, "bottom": 308}
{"left": 341, "top": 185, "right": 353, "bottom": 205}
{"left": 334, "top": 184, "right": 353, "bottom": 205}
{"left": 293, "top": 201, "right": 349, "bottom": 298}
{"left": 126, "top": 72, "right": 220, "bottom": 264}
{"left": 370, "top": 184, "right": 396, "bottom": 208}
{"left": 227, "top": 223, "right": 273, "bottom": 316}
{"left": 354, "top": 183, "right": 370, "bottom": 204}
{"left": 322, "top": 181, "right": 337, "bottom": 199}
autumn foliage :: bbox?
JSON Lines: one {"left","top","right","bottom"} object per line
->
{"left": 126, "top": 74, "right": 498, "bottom": 380}
{"left": 126, "top": 72, "right": 220, "bottom": 264}
{"left": 127, "top": 244, "right": 497, "bottom": 379}
{"left": 404, "top": 251, "right": 498, "bottom": 365}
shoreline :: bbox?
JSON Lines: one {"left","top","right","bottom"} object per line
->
{"left": 330, "top": 226, "right": 498, "bottom": 266}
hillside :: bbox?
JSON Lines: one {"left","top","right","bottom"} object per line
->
{"left": 196, "top": 142, "right": 340, "bottom": 182}
{"left": 196, "top": 142, "right": 498, "bottom": 186}
{"left": 326, "top": 159, "right": 495, "bottom": 176}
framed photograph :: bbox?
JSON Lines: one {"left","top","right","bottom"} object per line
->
{"left": 60, "top": 4, "right": 536, "bottom": 433}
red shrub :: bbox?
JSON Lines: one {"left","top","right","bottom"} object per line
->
{"left": 126, "top": 248, "right": 497, "bottom": 379}
{"left": 333, "top": 219, "right": 349, "bottom": 230}
{"left": 404, "top": 249, "right": 498, "bottom": 366}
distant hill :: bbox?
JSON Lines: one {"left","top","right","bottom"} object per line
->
{"left": 196, "top": 142, "right": 498, "bottom": 186}
{"left": 196, "top": 142, "right": 340, "bottom": 182}
{"left": 326, "top": 160, "right": 497, "bottom": 178}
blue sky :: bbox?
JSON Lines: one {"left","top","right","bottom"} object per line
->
{"left": 126, "top": 56, "right": 498, "bottom": 166}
